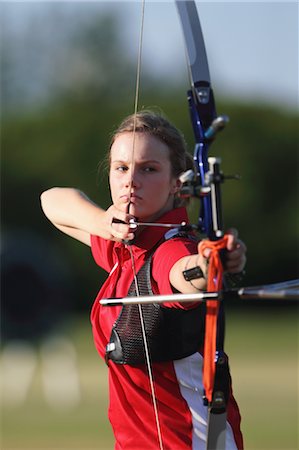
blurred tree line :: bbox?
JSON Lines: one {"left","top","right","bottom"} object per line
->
{"left": 1, "top": 7, "right": 298, "bottom": 340}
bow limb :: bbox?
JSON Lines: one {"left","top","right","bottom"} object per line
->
{"left": 176, "top": 0, "right": 216, "bottom": 237}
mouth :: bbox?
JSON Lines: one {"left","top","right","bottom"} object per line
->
{"left": 130, "top": 193, "right": 142, "bottom": 201}
{"left": 120, "top": 193, "right": 142, "bottom": 203}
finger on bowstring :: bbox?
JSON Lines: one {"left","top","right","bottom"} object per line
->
{"left": 112, "top": 213, "right": 136, "bottom": 227}
{"left": 111, "top": 217, "right": 135, "bottom": 237}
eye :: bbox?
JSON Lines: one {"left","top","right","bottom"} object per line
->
{"left": 142, "top": 166, "right": 156, "bottom": 173}
{"left": 115, "top": 165, "right": 128, "bottom": 172}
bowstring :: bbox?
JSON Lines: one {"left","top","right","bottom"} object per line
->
{"left": 127, "top": 1, "right": 164, "bottom": 449}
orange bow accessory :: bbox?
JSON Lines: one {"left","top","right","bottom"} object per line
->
{"left": 198, "top": 235, "right": 229, "bottom": 403}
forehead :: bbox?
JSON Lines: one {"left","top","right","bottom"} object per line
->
{"left": 110, "top": 132, "right": 170, "bottom": 162}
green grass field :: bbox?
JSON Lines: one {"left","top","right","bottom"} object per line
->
{"left": 1, "top": 309, "right": 298, "bottom": 450}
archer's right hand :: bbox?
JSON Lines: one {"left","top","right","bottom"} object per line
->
{"left": 104, "top": 205, "right": 136, "bottom": 242}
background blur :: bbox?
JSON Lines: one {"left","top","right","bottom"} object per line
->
{"left": 1, "top": 1, "right": 298, "bottom": 449}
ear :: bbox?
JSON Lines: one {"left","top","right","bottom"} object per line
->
{"left": 170, "top": 178, "right": 182, "bottom": 195}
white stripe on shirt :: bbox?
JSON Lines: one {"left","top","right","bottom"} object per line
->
{"left": 173, "top": 353, "right": 237, "bottom": 450}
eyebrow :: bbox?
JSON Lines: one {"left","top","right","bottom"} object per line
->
{"left": 111, "top": 159, "right": 162, "bottom": 165}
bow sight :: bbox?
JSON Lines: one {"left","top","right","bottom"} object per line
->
{"left": 179, "top": 151, "right": 240, "bottom": 240}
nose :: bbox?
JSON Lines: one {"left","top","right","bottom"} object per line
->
{"left": 125, "top": 167, "right": 141, "bottom": 189}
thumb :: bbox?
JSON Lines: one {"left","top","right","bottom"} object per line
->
{"left": 198, "top": 240, "right": 211, "bottom": 259}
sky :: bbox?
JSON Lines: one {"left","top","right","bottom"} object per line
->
{"left": 1, "top": 1, "right": 298, "bottom": 111}
{"left": 121, "top": 1, "right": 299, "bottom": 110}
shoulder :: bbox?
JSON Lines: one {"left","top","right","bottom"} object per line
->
{"left": 150, "top": 234, "right": 199, "bottom": 305}
{"left": 151, "top": 234, "right": 197, "bottom": 284}
{"left": 154, "top": 233, "right": 198, "bottom": 261}
{"left": 90, "top": 234, "right": 117, "bottom": 272}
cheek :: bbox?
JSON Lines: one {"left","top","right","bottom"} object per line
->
{"left": 158, "top": 174, "right": 178, "bottom": 193}
{"left": 109, "top": 175, "right": 118, "bottom": 199}
{"left": 149, "top": 179, "right": 174, "bottom": 201}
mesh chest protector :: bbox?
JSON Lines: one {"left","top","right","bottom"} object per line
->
{"left": 105, "top": 249, "right": 206, "bottom": 366}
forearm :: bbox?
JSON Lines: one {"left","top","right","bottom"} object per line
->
{"left": 40, "top": 187, "right": 135, "bottom": 244}
{"left": 40, "top": 187, "right": 106, "bottom": 243}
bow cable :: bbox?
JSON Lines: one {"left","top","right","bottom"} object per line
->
{"left": 127, "top": 1, "right": 164, "bottom": 449}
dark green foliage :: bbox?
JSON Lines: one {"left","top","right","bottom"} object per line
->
{"left": 212, "top": 103, "right": 298, "bottom": 286}
{"left": 2, "top": 95, "right": 298, "bottom": 313}
{"left": 1, "top": 8, "right": 297, "bottom": 313}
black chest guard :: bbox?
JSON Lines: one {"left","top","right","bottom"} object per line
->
{"left": 105, "top": 248, "right": 206, "bottom": 366}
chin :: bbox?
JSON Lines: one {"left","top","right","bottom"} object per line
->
{"left": 128, "top": 205, "right": 140, "bottom": 217}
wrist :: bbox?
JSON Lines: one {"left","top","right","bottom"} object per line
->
{"left": 224, "top": 270, "right": 246, "bottom": 288}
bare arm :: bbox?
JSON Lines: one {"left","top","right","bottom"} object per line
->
{"left": 169, "top": 253, "right": 207, "bottom": 293}
{"left": 170, "top": 229, "right": 247, "bottom": 294}
{"left": 40, "top": 187, "right": 135, "bottom": 246}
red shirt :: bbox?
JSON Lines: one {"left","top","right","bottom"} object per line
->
{"left": 90, "top": 208, "right": 243, "bottom": 450}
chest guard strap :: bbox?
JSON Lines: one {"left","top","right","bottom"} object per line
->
{"left": 105, "top": 251, "right": 206, "bottom": 366}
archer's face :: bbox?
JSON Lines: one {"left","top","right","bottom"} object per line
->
{"left": 109, "top": 132, "right": 181, "bottom": 221}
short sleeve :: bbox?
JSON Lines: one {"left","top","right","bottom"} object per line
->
{"left": 90, "top": 234, "right": 116, "bottom": 273}
{"left": 151, "top": 237, "right": 198, "bottom": 308}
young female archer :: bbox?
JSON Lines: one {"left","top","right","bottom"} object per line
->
{"left": 41, "top": 110, "right": 246, "bottom": 450}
